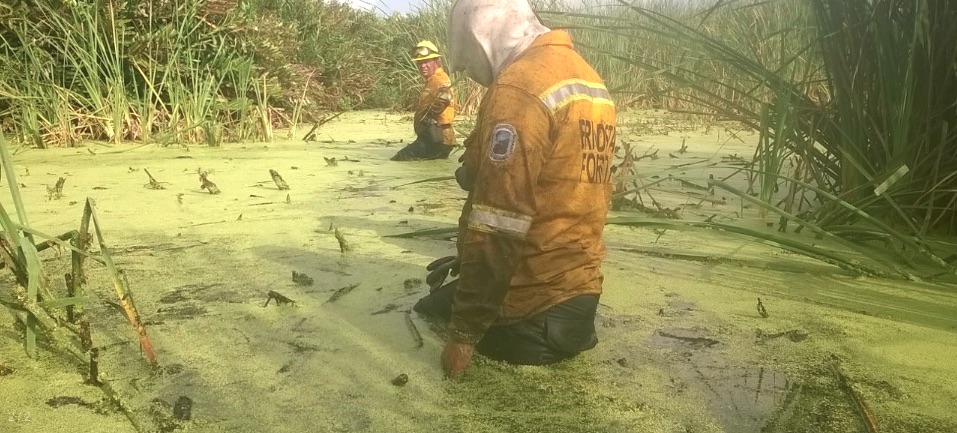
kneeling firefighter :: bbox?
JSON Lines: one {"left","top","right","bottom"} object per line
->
{"left": 413, "top": 0, "right": 618, "bottom": 379}
{"left": 391, "top": 40, "right": 457, "bottom": 161}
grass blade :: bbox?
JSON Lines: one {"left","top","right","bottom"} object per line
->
{"left": 20, "top": 232, "right": 40, "bottom": 357}
{"left": 0, "top": 133, "right": 29, "bottom": 226}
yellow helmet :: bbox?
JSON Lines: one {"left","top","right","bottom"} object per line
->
{"left": 412, "top": 40, "right": 442, "bottom": 62}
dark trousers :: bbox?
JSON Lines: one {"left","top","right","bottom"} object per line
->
{"left": 390, "top": 124, "right": 452, "bottom": 161}
{"left": 413, "top": 280, "right": 599, "bottom": 366}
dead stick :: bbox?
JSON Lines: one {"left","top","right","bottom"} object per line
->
{"left": 829, "top": 355, "right": 879, "bottom": 433}
{"left": 199, "top": 171, "right": 220, "bottom": 194}
{"left": 63, "top": 273, "right": 74, "bottom": 320}
{"left": 85, "top": 199, "right": 157, "bottom": 365}
{"left": 80, "top": 321, "right": 98, "bottom": 385}
{"left": 264, "top": 290, "right": 296, "bottom": 307}
{"left": 87, "top": 348, "right": 101, "bottom": 386}
{"left": 269, "top": 169, "right": 290, "bottom": 190}
{"left": 635, "top": 149, "right": 659, "bottom": 162}
{"left": 34, "top": 230, "right": 77, "bottom": 253}
{"left": 404, "top": 310, "right": 423, "bottom": 349}
{"left": 143, "top": 169, "right": 165, "bottom": 190}
{"left": 79, "top": 320, "right": 93, "bottom": 351}
{"left": 324, "top": 283, "right": 359, "bottom": 304}
{"left": 302, "top": 111, "right": 345, "bottom": 141}
{"left": 334, "top": 229, "right": 352, "bottom": 253}
{"left": 0, "top": 236, "right": 26, "bottom": 283}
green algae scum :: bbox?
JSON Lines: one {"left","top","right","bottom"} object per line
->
{"left": 2, "top": 0, "right": 957, "bottom": 432}
{"left": 1, "top": 111, "right": 954, "bottom": 433}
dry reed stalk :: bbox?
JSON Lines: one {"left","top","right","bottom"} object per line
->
{"left": 84, "top": 199, "right": 158, "bottom": 365}
{"left": 269, "top": 169, "right": 290, "bottom": 190}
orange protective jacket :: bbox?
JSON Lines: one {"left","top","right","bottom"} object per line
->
{"left": 414, "top": 67, "right": 456, "bottom": 146}
{"left": 451, "top": 31, "right": 617, "bottom": 344}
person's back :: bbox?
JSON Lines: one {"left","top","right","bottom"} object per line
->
{"left": 458, "top": 29, "right": 616, "bottom": 323}
{"left": 413, "top": 0, "right": 617, "bottom": 379}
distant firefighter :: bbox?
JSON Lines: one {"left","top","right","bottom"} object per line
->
{"left": 391, "top": 40, "right": 457, "bottom": 161}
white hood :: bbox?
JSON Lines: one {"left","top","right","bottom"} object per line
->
{"left": 447, "top": 0, "right": 551, "bottom": 87}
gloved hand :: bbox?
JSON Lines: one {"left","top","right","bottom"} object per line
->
{"left": 455, "top": 166, "right": 474, "bottom": 191}
{"left": 456, "top": 152, "right": 475, "bottom": 191}
{"left": 426, "top": 256, "right": 460, "bottom": 292}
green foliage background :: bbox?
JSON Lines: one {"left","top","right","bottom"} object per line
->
{"left": 0, "top": 0, "right": 450, "bottom": 146}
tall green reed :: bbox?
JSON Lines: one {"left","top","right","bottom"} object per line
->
{"left": 1, "top": 0, "right": 284, "bottom": 146}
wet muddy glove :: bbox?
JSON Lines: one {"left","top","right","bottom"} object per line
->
{"left": 426, "top": 256, "right": 460, "bottom": 292}
{"left": 455, "top": 151, "right": 475, "bottom": 191}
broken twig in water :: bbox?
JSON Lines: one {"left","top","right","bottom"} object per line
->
{"left": 47, "top": 176, "right": 66, "bottom": 200}
{"left": 87, "top": 348, "right": 101, "bottom": 386}
{"left": 391, "top": 175, "right": 456, "bottom": 189}
{"left": 829, "top": 354, "right": 880, "bottom": 433}
{"left": 78, "top": 321, "right": 101, "bottom": 385}
{"left": 405, "top": 310, "right": 423, "bottom": 349}
{"left": 269, "top": 169, "right": 290, "bottom": 190}
{"left": 324, "top": 283, "right": 359, "bottom": 304}
{"left": 143, "top": 169, "right": 165, "bottom": 190}
{"left": 30, "top": 230, "right": 77, "bottom": 255}
{"left": 334, "top": 229, "right": 352, "bottom": 253}
{"left": 757, "top": 298, "right": 769, "bottom": 318}
{"left": 303, "top": 111, "right": 344, "bottom": 141}
{"left": 264, "top": 290, "right": 296, "bottom": 307}
{"left": 198, "top": 169, "right": 220, "bottom": 194}
{"left": 371, "top": 303, "right": 400, "bottom": 315}
{"left": 291, "top": 271, "right": 313, "bottom": 286}
{"left": 657, "top": 330, "right": 720, "bottom": 348}
{"left": 755, "top": 329, "right": 808, "bottom": 343}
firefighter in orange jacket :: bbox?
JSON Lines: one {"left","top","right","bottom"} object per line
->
{"left": 413, "top": 0, "right": 617, "bottom": 379}
{"left": 391, "top": 40, "right": 457, "bottom": 161}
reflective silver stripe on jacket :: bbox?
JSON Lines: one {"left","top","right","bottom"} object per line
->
{"left": 539, "top": 79, "right": 614, "bottom": 113}
{"left": 468, "top": 204, "right": 532, "bottom": 239}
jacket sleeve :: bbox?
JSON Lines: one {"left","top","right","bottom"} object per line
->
{"left": 428, "top": 85, "right": 453, "bottom": 118}
{"left": 449, "top": 85, "right": 553, "bottom": 344}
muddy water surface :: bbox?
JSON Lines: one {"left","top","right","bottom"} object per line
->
{"left": 1, "top": 110, "right": 955, "bottom": 433}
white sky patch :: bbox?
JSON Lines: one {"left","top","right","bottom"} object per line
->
{"left": 343, "top": 0, "right": 598, "bottom": 15}
{"left": 342, "top": 0, "right": 412, "bottom": 14}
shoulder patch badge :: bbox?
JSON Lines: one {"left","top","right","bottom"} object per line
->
{"left": 488, "top": 124, "right": 517, "bottom": 162}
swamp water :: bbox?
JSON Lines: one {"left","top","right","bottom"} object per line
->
{"left": 0, "top": 110, "right": 954, "bottom": 433}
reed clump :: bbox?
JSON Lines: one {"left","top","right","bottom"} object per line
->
{"left": 544, "top": 0, "right": 957, "bottom": 278}
{"left": 0, "top": 132, "right": 155, "bottom": 429}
